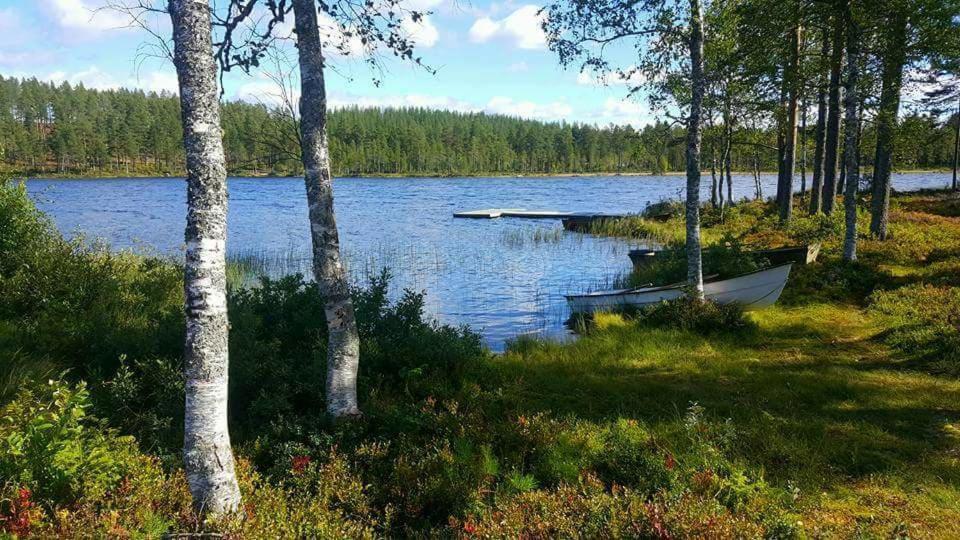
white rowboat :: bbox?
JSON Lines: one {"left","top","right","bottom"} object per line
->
{"left": 566, "top": 263, "right": 793, "bottom": 314}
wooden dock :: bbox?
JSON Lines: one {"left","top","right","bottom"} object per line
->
{"left": 453, "top": 208, "right": 629, "bottom": 221}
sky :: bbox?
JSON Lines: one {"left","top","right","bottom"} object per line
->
{"left": 0, "top": 0, "right": 657, "bottom": 127}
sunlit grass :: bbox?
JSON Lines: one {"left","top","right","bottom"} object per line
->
{"left": 489, "top": 301, "right": 960, "bottom": 536}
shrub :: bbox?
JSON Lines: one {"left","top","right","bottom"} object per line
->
{"left": 781, "top": 257, "right": 893, "bottom": 306}
{"left": 596, "top": 419, "right": 675, "bottom": 495}
{"left": 868, "top": 284, "right": 960, "bottom": 376}
{"left": 0, "top": 379, "right": 139, "bottom": 507}
{"left": 633, "top": 295, "right": 755, "bottom": 334}
{"left": 0, "top": 181, "right": 184, "bottom": 380}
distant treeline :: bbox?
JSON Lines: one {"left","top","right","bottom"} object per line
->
{"left": 0, "top": 75, "right": 956, "bottom": 177}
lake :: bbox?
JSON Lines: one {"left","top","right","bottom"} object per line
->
{"left": 25, "top": 172, "right": 953, "bottom": 350}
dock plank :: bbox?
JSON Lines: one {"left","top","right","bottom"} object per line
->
{"left": 452, "top": 208, "right": 527, "bottom": 218}
{"left": 453, "top": 208, "right": 629, "bottom": 220}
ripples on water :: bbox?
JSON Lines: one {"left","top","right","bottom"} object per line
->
{"left": 26, "top": 173, "right": 953, "bottom": 350}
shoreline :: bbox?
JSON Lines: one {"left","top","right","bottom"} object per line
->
{"left": 12, "top": 168, "right": 954, "bottom": 181}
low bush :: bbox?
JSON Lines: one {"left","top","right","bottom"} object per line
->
{"left": 0, "top": 379, "right": 137, "bottom": 506}
{"left": 0, "top": 379, "right": 193, "bottom": 539}
{"left": 632, "top": 295, "right": 755, "bottom": 334}
{"left": 0, "top": 181, "right": 184, "bottom": 381}
{"left": 781, "top": 257, "right": 895, "bottom": 305}
{"left": 868, "top": 284, "right": 960, "bottom": 376}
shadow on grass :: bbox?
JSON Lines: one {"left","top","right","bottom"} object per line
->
{"left": 481, "top": 308, "right": 960, "bottom": 486}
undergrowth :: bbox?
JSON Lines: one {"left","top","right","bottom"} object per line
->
{"left": 2, "top": 180, "right": 959, "bottom": 537}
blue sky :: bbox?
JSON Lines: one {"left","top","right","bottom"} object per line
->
{"left": 0, "top": 0, "right": 656, "bottom": 126}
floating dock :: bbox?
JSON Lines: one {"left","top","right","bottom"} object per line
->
{"left": 453, "top": 208, "right": 629, "bottom": 221}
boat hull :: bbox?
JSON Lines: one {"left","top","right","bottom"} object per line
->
{"left": 628, "top": 244, "right": 819, "bottom": 268}
{"left": 566, "top": 264, "right": 793, "bottom": 314}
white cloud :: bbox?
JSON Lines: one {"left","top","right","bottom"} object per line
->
{"left": 41, "top": 0, "right": 131, "bottom": 32}
{"left": 469, "top": 18, "right": 501, "bottom": 42}
{"left": 328, "top": 92, "right": 477, "bottom": 112}
{"left": 48, "top": 66, "right": 120, "bottom": 90}
{"left": 41, "top": 66, "right": 180, "bottom": 95}
{"left": 508, "top": 61, "right": 529, "bottom": 73}
{"left": 401, "top": 15, "right": 439, "bottom": 48}
{"left": 588, "top": 97, "right": 656, "bottom": 127}
{"left": 485, "top": 96, "right": 572, "bottom": 120}
{"left": 404, "top": 0, "right": 445, "bottom": 10}
{"left": 469, "top": 5, "right": 546, "bottom": 49}
{"left": 137, "top": 70, "right": 179, "bottom": 94}
{"left": 323, "top": 92, "right": 575, "bottom": 123}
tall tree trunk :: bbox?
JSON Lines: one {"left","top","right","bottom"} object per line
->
{"left": 842, "top": 2, "right": 861, "bottom": 262}
{"left": 780, "top": 13, "right": 803, "bottom": 223}
{"left": 686, "top": 0, "right": 705, "bottom": 298}
{"left": 710, "top": 139, "right": 719, "bottom": 208}
{"left": 292, "top": 0, "right": 362, "bottom": 418}
{"left": 168, "top": 0, "right": 241, "bottom": 516}
{"left": 953, "top": 97, "right": 959, "bottom": 191}
{"left": 823, "top": 8, "right": 845, "bottom": 214}
{"left": 724, "top": 126, "right": 733, "bottom": 206}
{"left": 754, "top": 151, "right": 762, "bottom": 199}
{"left": 800, "top": 101, "right": 808, "bottom": 198}
{"left": 810, "top": 36, "right": 829, "bottom": 215}
{"left": 837, "top": 131, "right": 847, "bottom": 194}
{"left": 723, "top": 98, "right": 733, "bottom": 207}
{"left": 869, "top": 14, "right": 908, "bottom": 240}
{"left": 776, "top": 80, "right": 788, "bottom": 209}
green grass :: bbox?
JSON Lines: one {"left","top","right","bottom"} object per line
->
{"left": 492, "top": 303, "right": 960, "bottom": 536}
{"left": 3, "top": 180, "right": 960, "bottom": 537}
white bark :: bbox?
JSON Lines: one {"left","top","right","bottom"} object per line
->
{"left": 169, "top": 0, "right": 242, "bottom": 515}
{"left": 842, "top": 3, "right": 861, "bottom": 262}
{"left": 686, "top": 0, "right": 705, "bottom": 298}
{"left": 292, "top": 0, "right": 362, "bottom": 418}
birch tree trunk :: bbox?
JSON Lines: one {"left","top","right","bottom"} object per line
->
{"left": 780, "top": 16, "right": 803, "bottom": 223}
{"left": 724, "top": 114, "right": 733, "bottom": 206}
{"left": 810, "top": 37, "right": 829, "bottom": 215}
{"left": 823, "top": 8, "right": 845, "bottom": 215}
{"left": 842, "top": 2, "right": 861, "bottom": 262}
{"left": 953, "top": 96, "right": 959, "bottom": 191}
{"left": 710, "top": 141, "right": 719, "bottom": 209}
{"left": 686, "top": 0, "right": 705, "bottom": 298}
{"left": 869, "top": 13, "right": 908, "bottom": 240}
{"left": 168, "top": 0, "right": 241, "bottom": 515}
{"left": 800, "top": 101, "right": 807, "bottom": 198}
{"left": 292, "top": 0, "right": 362, "bottom": 418}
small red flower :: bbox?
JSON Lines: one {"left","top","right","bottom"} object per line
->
{"left": 291, "top": 455, "right": 312, "bottom": 473}
{"left": 463, "top": 520, "right": 477, "bottom": 534}
{"left": 664, "top": 454, "right": 676, "bottom": 470}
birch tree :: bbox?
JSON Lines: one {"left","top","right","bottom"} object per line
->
{"left": 168, "top": 0, "right": 242, "bottom": 515}
{"left": 868, "top": 0, "right": 960, "bottom": 239}
{"left": 777, "top": 0, "right": 803, "bottom": 223}
{"left": 686, "top": 0, "right": 706, "bottom": 296}
{"left": 542, "top": 0, "right": 709, "bottom": 294}
{"left": 841, "top": 0, "right": 862, "bottom": 262}
{"left": 290, "top": 0, "right": 361, "bottom": 417}
{"left": 822, "top": 4, "right": 845, "bottom": 215}
{"left": 810, "top": 33, "right": 831, "bottom": 215}
{"left": 212, "top": 0, "right": 430, "bottom": 417}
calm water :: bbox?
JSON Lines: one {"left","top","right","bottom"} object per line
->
{"left": 25, "top": 172, "right": 952, "bottom": 349}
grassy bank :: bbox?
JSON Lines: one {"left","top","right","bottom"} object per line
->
{"left": 1, "top": 180, "right": 959, "bottom": 537}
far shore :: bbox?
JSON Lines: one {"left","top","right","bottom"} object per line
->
{"left": 11, "top": 168, "right": 954, "bottom": 181}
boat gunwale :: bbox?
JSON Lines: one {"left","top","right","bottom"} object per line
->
{"left": 564, "top": 263, "right": 793, "bottom": 300}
